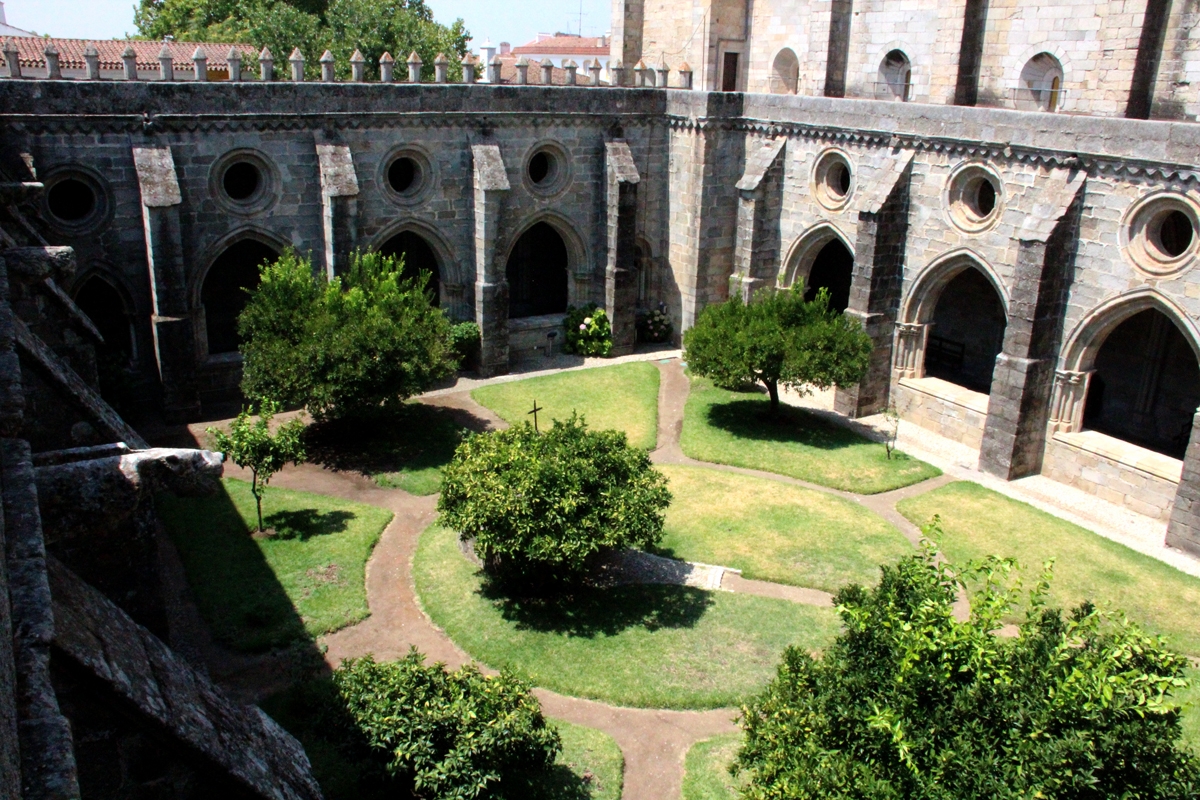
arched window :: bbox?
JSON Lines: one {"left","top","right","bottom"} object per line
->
{"left": 202, "top": 240, "right": 278, "bottom": 355}
{"left": 924, "top": 267, "right": 1007, "bottom": 393}
{"left": 506, "top": 222, "right": 569, "bottom": 319}
{"left": 1018, "top": 53, "right": 1063, "bottom": 112}
{"left": 802, "top": 239, "right": 854, "bottom": 313}
{"left": 770, "top": 49, "right": 800, "bottom": 95}
{"left": 74, "top": 276, "right": 132, "bottom": 359}
{"left": 1083, "top": 308, "right": 1200, "bottom": 458}
{"left": 379, "top": 230, "right": 441, "bottom": 306}
{"left": 877, "top": 49, "right": 912, "bottom": 101}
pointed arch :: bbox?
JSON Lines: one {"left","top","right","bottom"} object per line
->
{"left": 194, "top": 227, "right": 289, "bottom": 356}
{"left": 901, "top": 248, "right": 1009, "bottom": 325}
{"left": 1060, "top": 289, "right": 1200, "bottom": 373}
{"left": 780, "top": 223, "right": 855, "bottom": 290}
{"left": 503, "top": 212, "right": 588, "bottom": 319}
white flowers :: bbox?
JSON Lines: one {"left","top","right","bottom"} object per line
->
{"left": 579, "top": 323, "right": 587, "bottom": 331}
{"left": 583, "top": 317, "right": 593, "bottom": 325}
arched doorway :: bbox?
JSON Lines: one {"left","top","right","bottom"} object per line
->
{"left": 379, "top": 230, "right": 441, "bottom": 306}
{"left": 877, "top": 49, "right": 912, "bottom": 101}
{"left": 802, "top": 239, "right": 853, "bottom": 313}
{"left": 506, "top": 222, "right": 569, "bottom": 319}
{"left": 924, "top": 267, "right": 1007, "bottom": 392}
{"left": 202, "top": 239, "right": 278, "bottom": 355}
{"left": 770, "top": 49, "right": 799, "bottom": 94}
{"left": 1082, "top": 308, "right": 1200, "bottom": 458}
{"left": 1018, "top": 52, "right": 1063, "bottom": 112}
{"left": 75, "top": 275, "right": 132, "bottom": 359}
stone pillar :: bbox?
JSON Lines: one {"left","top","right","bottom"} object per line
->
{"left": 610, "top": 0, "right": 645, "bottom": 70}
{"left": 44, "top": 44, "right": 61, "bottom": 80}
{"left": 315, "top": 143, "right": 360, "bottom": 280}
{"left": 132, "top": 147, "right": 200, "bottom": 422}
{"left": 893, "top": 323, "right": 929, "bottom": 379}
{"left": 226, "top": 47, "right": 242, "bottom": 81}
{"left": 320, "top": 49, "right": 336, "bottom": 82}
{"left": 729, "top": 137, "right": 785, "bottom": 302}
{"left": 350, "top": 49, "right": 366, "bottom": 82}
{"left": 1047, "top": 369, "right": 1092, "bottom": 433}
{"left": 1167, "top": 410, "right": 1200, "bottom": 556}
{"left": 472, "top": 144, "right": 511, "bottom": 376}
{"left": 834, "top": 153, "right": 912, "bottom": 418}
{"left": 380, "top": 51, "right": 395, "bottom": 82}
{"left": 605, "top": 140, "right": 641, "bottom": 356}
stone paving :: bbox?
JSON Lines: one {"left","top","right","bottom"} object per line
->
{"left": 169, "top": 355, "right": 1200, "bottom": 799}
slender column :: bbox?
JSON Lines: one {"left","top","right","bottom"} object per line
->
{"left": 315, "top": 143, "right": 360, "bottom": 280}
{"left": 893, "top": 323, "right": 929, "bottom": 379}
{"left": 1047, "top": 369, "right": 1092, "bottom": 433}
{"left": 472, "top": 145, "right": 511, "bottom": 376}
{"left": 132, "top": 146, "right": 200, "bottom": 422}
{"left": 605, "top": 140, "right": 641, "bottom": 356}
{"left": 1168, "top": 410, "right": 1200, "bottom": 556}
{"left": 730, "top": 138, "right": 786, "bottom": 302}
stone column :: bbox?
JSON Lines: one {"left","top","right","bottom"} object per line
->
{"left": 1167, "top": 410, "right": 1200, "bottom": 556}
{"left": 610, "top": 0, "right": 645, "bottom": 71}
{"left": 1047, "top": 369, "right": 1092, "bottom": 433}
{"left": 979, "top": 169, "right": 1084, "bottom": 480}
{"left": 132, "top": 147, "right": 200, "bottom": 422}
{"left": 729, "top": 137, "right": 785, "bottom": 303}
{"left": 605, "top": 140, "right": 640, "bottom": 356}
{"left": 472, "top": 144, "right": 511, "bottom": 376}
{"left": 893, "top": 323, "right": 929, "bottom": 379}
{"left": 315, "top": 143, "right": 360, "bottom": 280}
{"left": 834, "top": 153, "right": 913, "bottom": 418}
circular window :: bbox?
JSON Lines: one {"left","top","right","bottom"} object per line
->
{"left": 1123, "top": 193, "right": 1200, "bottom": 276}
{"left": 210, "top": 150, "right": 278, "bottom": 215}
{"left": 379, "top": 147, "right": 434, "bottom": 206}
{"left": 523, "top": 142, "right": 571, "bottom": 197}
{"left": 812, "top": 150, "right": 854, "bottom": 212}
{"left": 42, "top": 168, "right": 109, "bottom": 234}
{"left": 945, "top": 163, "right": 1004, "bottom": 233}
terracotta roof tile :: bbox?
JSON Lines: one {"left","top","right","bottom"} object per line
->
{"left": 511, "top": 35, "right": 608, "bottom": 56}
{"left": 0, "top": 36, "right": 257, "bottom": 72}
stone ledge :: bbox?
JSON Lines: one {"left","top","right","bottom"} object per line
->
{"left": 898, "top": 376, "right": 991, "bottom": 415}
{"left": 1051, "top": 429, "right": 1183, "bottom": 484}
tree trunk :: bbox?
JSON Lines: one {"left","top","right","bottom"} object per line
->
{"left": 765, "top": 378, "right": 780, "bottom": 416}
{"left": 252, "top": 469, "right": 264, "bottom": 532}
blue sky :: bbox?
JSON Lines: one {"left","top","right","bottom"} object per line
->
{"left": 3, "top": 0, "right": 612, "bottom": 48}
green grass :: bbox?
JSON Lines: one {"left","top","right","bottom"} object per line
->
{"left": 683, "top": 733, "right": 747, "bottom": 800}
{"left": 413, "top": 523, "right": 841, "bottom": 709}
{"left": 657, "top": 465, "right": 912, "bottom": 592}
{"left": 303, "top": 402, "right": 468, "bottom": 495}
{"left": 158, "top": 478, "right": 392, "bottom": 652}
{"left": 897, "top": 481, "right": 1200, "bottom": 656}
{"left": 680, "top": 376, "right": 940, "bottom": 493}
{"left": 473, "top": 362, "right": 660, "bottom": 450}
{"left": 541, "top": 720, "right": 625, "bottom": 800}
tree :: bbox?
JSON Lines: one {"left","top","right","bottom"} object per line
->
{"left": 438, "top": 415, "right": 672, "bottom": 586}
{"left": 208, "top": 400, "right": 306, "bottom": 532}
{"left": 238, "top": 248, "right": 456, "bottom": 421}
{"left": 683, "top": 287, "right": 873, "bottom": 415}
{"left": 734, "top": 530, "right": 1200, "bottom": 800}
{"left": 134, "top": 0, "right": 469, "bottom": 82}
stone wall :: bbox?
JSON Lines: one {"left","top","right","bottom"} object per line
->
{"left": 1044, "top": 429, "right": 1182, "bottom": 519}
{"left": 893, "top": 377, "right": 990, "bottom": 451}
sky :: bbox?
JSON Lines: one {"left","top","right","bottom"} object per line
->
{"left": 2, "top": 0, "right": 612, "bottom": 48}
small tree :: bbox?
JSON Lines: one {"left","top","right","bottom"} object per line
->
{"left": 438, "top": 414, "right": 672, "bottom": 585}
{"left": 734, "top": 529, "right": 1200, "bottom": 800}
{"left": 683, "top": 286, "right": 873, "bottom": 415}
{"left": 208, "top": 400, "right": 306, "bottom": 532}
{"left": 882, "top": 402, "right": 901, "bottom": 459}
{"left": 239, "top": 248, "right": 456, "bottom": 421}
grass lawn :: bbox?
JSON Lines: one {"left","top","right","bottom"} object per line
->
{"left": 413, "top": 524, "right": 841, "bottom": 709}
{"left": 473, "top": 362, "right": 660, "bottom": 450}
{"left": 683, "top": 733, "right": 747, "bottom": 800}
{"left": 540, "top": 720, "right": 625, "bottom": 800}
{"left": 158, "top": 478, "right": 392, "bottom": 652}
{"left": 658, "top": 465, "right": 912, "bottom": 592}
{"left": 302, "top": 402, "right": 468, "bottom": 495}
{"left": 897, "top": 481, "right": 1200, "bottom": 656}
{"left": 680, "top": 377, "right": 940, "bottom": 493}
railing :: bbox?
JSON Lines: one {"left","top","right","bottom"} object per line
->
{"left": 1010, "top": 86, "right": 1067, "bottom": 112}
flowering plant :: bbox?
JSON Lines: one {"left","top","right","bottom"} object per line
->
{"left": 638, "top": 302, "right": 673, "bottom": 343}
{"left": 563, "top": 303, "right": 613, "bottom": 356}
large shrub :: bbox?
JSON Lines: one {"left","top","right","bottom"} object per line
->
{"left": 438, "top": 414, "right": 671, "bottom": 583}
{"left": 684, "top": 286, "right": 872, "bottom": 414}
{"left": 735, "top": 530, "right": 1200, "bottom": 800}
{"left": 239, "top": 249, "right": 455, "bottom": 421}
{"left": 563, "top": 303, "right": 613, "bottom": 357}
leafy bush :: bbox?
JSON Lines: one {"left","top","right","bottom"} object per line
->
{"left": 438, "top": 414, "right": 672, "bottom": 584}
{"left": 637, "top": 302, "right": 674, "bottom": 344}
{"left": 684, "top": 286, "right": 872, "bottom": 414}
{"left": 239, "top": 249, "right": 455, "bottom": 421}
{"left": 734, "top": 529, "right": 1200, "bottom": 800}
{"left": 450, "top": 321, "right": 482, "bottom": 371}
{"left": 563, "top": 304, "right": 613, "bottom": 357}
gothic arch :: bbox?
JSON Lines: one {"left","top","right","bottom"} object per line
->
{"left": 194, "top": 228, "right": 288, "bottom": 356}
{"left": 191, "top": 227, "right": 290, "bottom": 310}
{"left": 901, "top": 248, "right": 1009, "bottom": 324}
{"left": 780, "top": 223, "right": 855, "bottom": 290}
{"left": 503, "top": 211, "right": 590, "bottom": 274}
{"left": 71, "top": 265, "right": 138, "bottom": 358}
{"left": 1060, "top": 289, "right": 1200, "bottom": 374}
{"left": 369, "top": 219, "right": 460, "bottom": 284}
{"left": 503, "top": 212, "right": 588, "bottom": 318}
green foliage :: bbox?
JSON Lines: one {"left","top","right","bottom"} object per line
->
{"left": 638, "top": 301, "right": 674, "bottom": 343}
{"left": 449, "top": 321, "right": 482, "bottom": 370}
{"left": 683, "top": 287, "right": 873, "bottom": 413}
{"left": 239, "top": 249, "right": 455, "bottom": 421}
{"left": 734, "top": 531, "right": 1200, "bottom": 800}
{"left": 438, "top": 415, "right": 672, "bottom": 583}
{"left": 296, "top": 651, "right": 561, "bottom": 799}
{"left": 563, "top": 304, "right": 614, "bottom": 357}
{"left": 207, "top": 400, "right": 306, "bottom": 531}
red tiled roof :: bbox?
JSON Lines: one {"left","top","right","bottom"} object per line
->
{"left": 0, "top": 36, "right": 257, "bottom": 72}
{"left": 491, "top": 54, "right": 607, "bottom": 85}
{"left": 512, "top": 35, "right": 608, "bottom": 56}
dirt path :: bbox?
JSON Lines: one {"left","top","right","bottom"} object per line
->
{"left": 194, "top": 357, "right": 958, "bottom": 800}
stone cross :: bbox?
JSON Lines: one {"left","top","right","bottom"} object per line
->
{"left": 528, "top": 399, "right": 544, "bottom": 433}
